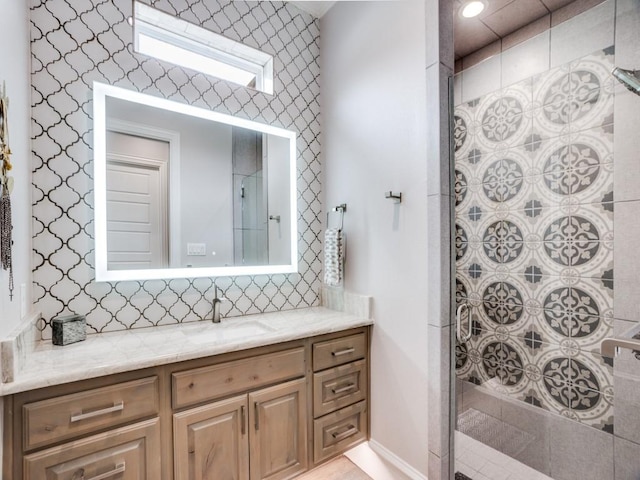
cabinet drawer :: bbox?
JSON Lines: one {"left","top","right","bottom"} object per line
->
{"left": 23, "top": 418, "right": 161, "bottom": 480}
{"left": 172, "top": 348, "right": 305, "bottom": 409}
{"left": 313, "top": 333, "right": 366, "bottom": 371}
{"left": 23, "top": 377, "right": 159, "bottom": 451}
{"left": 313, "top": 360, "right": 367, "bottom": 418}
{"left": 313, "top": 401, "right": 367, "bottom": 464}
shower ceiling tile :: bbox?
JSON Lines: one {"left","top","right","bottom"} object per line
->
{"left": 550, "top": 0, "right": 608, "bottom": 27}
{"left": 541, "top": 0, "right": 579, "bottom": 10}
{"left": 454, "top": 17, "right": 500, "bottom": 59}
{"left": 482, "top": 0, "right": 549, "bottom": 37}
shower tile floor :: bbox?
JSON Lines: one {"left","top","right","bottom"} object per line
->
{"left": 455, "top": 432, "right": 553, "bottom": 480}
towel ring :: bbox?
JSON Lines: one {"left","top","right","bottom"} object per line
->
{"left": 326, "top": 203, "right": 347, "bottom": 230}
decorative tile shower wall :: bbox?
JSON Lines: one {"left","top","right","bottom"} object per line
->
{"left": 454, "top": 48, "right": 615, "bottom": 432}
{"left": 30, "top": 0, "right": 321, "bottom": 338}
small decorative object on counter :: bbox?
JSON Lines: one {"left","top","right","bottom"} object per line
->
{"left": 52, "top": 314, "right": 87, "bottom": 346}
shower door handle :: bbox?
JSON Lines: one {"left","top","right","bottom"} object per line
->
{"left": 456, "top": 303, "right": 472, "bottom": 343}
{"left": 601, "top": 337, "right": 640, "bottom": 359}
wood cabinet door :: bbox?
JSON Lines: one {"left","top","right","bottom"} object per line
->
{"left": 248, "top": 378, "right": 307, "bottom": 480}
{"left": 173, "top": 395, "right": 249, "bottom": 480}
{"left": 23, "top": 418, "right": 161, "bottom": 480}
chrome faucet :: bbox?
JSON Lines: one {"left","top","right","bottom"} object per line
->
{"left": 212, "top": 286, "right": 225, "bottom": 323}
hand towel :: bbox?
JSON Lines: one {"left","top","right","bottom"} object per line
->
{"left": 324, "top": 228, "right": 343, "bottom": 286}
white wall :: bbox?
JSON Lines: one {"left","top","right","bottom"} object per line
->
{"left": 0, "top": 0, "right": 32, "bottom": 332}
{"left": 0, "top": 0, "right": 32, "bottom": 467}
{"left": 321, "top": 1, "right": 429, "bottom": 475}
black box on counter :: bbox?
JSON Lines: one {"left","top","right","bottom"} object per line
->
{"left": 52, "top": 314, "right": 87, "bottom": 346}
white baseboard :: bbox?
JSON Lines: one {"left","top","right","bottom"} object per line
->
{"left": 367, "top": 440, "right": 428, "bottom": 480}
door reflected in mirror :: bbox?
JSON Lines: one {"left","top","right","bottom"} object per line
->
{"left": 93, "top": 82, "right": 297, "bottom": 281}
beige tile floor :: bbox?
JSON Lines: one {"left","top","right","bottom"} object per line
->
{"left": 300, "top": 442, "right": 413, "bottom": 480}
{"left": 298, "top": 456, "right": 373, "bottom": 480}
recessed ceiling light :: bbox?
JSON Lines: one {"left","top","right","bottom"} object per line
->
{"left": 461, "top": 1, "right": 487, "bottom": 18}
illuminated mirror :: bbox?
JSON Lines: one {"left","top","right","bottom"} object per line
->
{"left": 93, "top": 82, "right": 297, "bottom": 281}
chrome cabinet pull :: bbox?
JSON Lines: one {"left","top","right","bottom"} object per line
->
{"left": 70, "top": 402, "right": 124, "bottom": 423}
{"left": 332, "top": 347, "right": 355, "bottom": 357}
{"left": 456, "top": 304, "right": 472, "bottom": 343}
{"left": 240, "top": 405, "right": 246, "bottom": 435}
{"left": 331, "top": 425, "right": 358, "bottom": 441}
{"left": 83, "top": 462, "right": 126, "bottom": 480}
{"left": 331, "top": 383, "right": 356, "bottom": 395}
{"left": 254, "top": 402, "right": 260, "bottom": 430}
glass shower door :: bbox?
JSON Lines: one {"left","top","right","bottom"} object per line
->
{"left": 450, "top": 1, "right": 640, "bottom": 479}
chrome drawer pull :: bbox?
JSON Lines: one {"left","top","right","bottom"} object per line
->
{"left": 331, "top": 383, "right": 356, "bottom": 394}
{"left": 331, "top": 425, "right": 358, "bottom": 441}
{"left": 332, "top": 347, "right": 355, "bottom": 357}
{"left": 70, "top": 402, "right": 124, "bottom": 423}
{"left": 83, "top": 462, "right": 126, "bottom": 480}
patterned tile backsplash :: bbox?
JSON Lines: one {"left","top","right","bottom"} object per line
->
{"left": 454, "top": 47, "right": 615, "bottom": 433}
{"left": 30, "top": 0, "right": 322, "bottom": 338}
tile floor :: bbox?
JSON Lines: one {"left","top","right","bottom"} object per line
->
{"left": 298, "top": 456, "right": 373, "bottom": 480}
{"left": 455, "top": 431, "right": 554, "bottom": 480}
{"left": 307, "top": 437, "right": 554, "bottom": 480}
{"left": 345, "top": 443, "right": 412, "bottom": 480}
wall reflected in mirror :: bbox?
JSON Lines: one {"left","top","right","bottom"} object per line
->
{"left": 94, "top": 83, "right": 297, "bottom": 282}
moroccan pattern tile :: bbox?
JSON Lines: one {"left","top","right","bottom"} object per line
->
{"left": 30, "top": 0, "right": 322, "bottom": 337}
{"left": 455, "top": 47, "right": 615, "bottom": 434}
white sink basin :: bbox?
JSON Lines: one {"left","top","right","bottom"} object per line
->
{"left": 184, "top": 320, "right": 275, "bottom": 345}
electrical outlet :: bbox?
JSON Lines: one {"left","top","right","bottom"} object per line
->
{"left": 187, "top": 243, "right": 206, "bottom": 256}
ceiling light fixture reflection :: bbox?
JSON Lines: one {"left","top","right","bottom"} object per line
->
{"left": 461, "top": 1, "right": 487, "bottom": 18}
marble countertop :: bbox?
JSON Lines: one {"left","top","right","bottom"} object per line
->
{"left": 0, "top": 307, "right": 373, "bottom": 396}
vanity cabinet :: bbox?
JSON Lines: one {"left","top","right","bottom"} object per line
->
{"left": 2, "top": 326, "right": 369, "bottom": 480}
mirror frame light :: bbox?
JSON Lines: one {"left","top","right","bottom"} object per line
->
{"left": 93, "top": 82, "right": 298, "bottom": 282}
